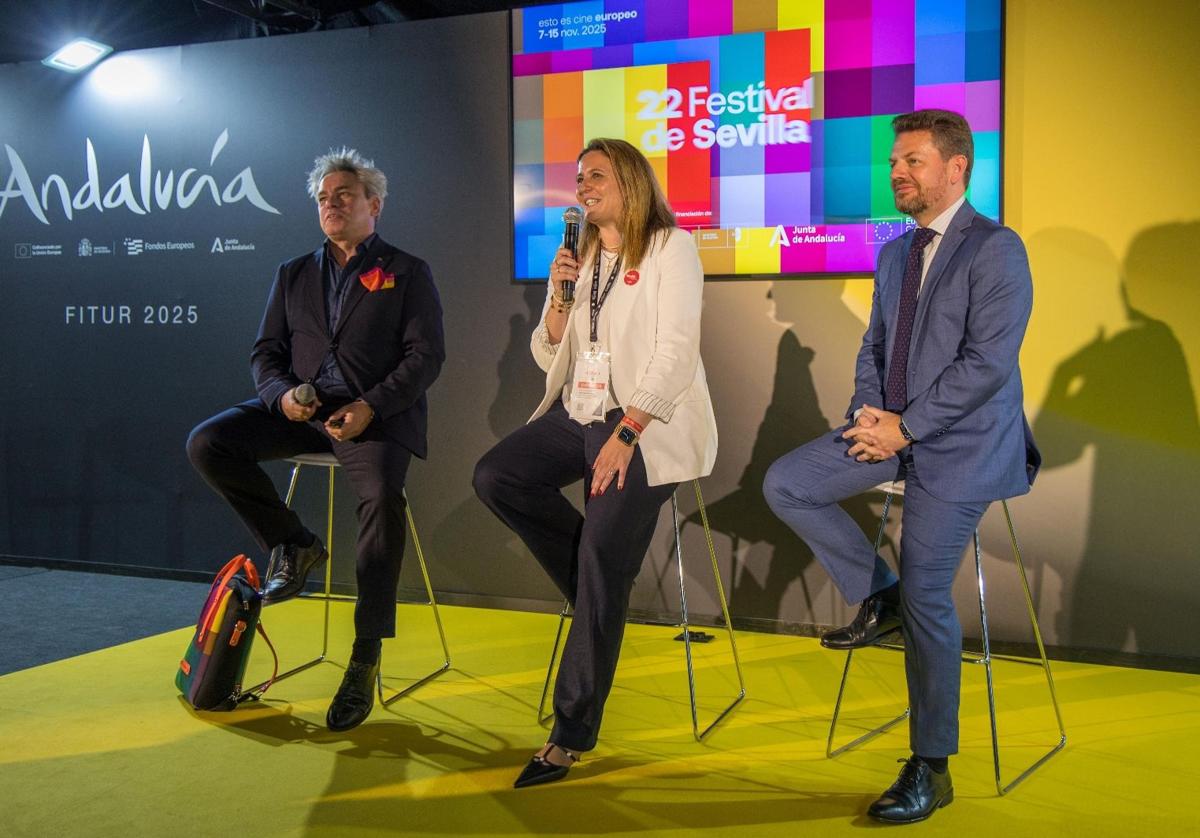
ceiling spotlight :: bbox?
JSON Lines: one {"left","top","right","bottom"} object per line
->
{"left": 43, "top": 38, "right": 113, "bottom": 73}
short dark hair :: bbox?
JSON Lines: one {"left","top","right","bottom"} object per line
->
{"left": 892, "top": 109, "right": 974, "bottom": 186}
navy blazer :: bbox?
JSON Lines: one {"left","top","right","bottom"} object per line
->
{"left": 849, "top": 201, "right": 1041, "bottom": 502}
{"left": 251, "top": 235, "right": 445, "bottom": 459}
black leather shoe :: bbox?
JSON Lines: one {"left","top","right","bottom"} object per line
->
{"left": 820, "top": 591, "right": 901, "bottom": 649}
{"left": 326, "top": 659, "right": 379, "bottom": 732}
{"left": 262, "top": 537, "right": 328, "bottom": 605}
{"left": 513, "top": 744, "right": 578, "bottom": 789}
{"left": 868, "top": 756, "right": 954, "bottom": 824}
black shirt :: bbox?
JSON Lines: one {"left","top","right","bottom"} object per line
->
{"left": 313, "top": 233, "right": 378, "bottom": 400}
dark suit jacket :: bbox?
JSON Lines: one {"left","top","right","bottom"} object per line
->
{"left": 849, "top": 201, "right": 1041, "bottom": 502}
{"left": 251, "top": 235, "right": 445, "bottom": 458}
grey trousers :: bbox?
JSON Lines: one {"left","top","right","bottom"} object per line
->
{"left": 763, "top": 429, "right": 987, "bottom": 756}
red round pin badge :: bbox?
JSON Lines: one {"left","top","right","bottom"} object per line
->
{"left": 623, "top": 269, "right": 640, "bottom": 286}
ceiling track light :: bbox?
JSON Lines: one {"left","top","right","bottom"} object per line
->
{"left": 43, "top": 38, "right": 113, "bottom": 72}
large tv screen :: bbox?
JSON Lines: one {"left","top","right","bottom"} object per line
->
{"left": 512, "top": 0, "right": 1002, "bottom": 280}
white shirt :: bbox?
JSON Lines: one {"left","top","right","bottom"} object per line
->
{"left": 560, "top": 247, "right": 623, "bottom": 413}
{"left": 851, "top": 195, "right": 966, "bottom": 425}
{"left": 917, "top": 195, "right": 966, "bottom": 292}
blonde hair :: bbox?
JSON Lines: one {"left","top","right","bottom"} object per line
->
{"left": 576, "top": 138, "right": 676, "bottom": 270}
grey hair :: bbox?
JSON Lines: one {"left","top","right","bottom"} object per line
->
{"left": 306, "top": 147, "right": 388, "bottom": 202}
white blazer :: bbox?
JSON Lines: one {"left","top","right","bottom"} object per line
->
{"left": 529, "top": 227, "right": 718, "bottom": 486}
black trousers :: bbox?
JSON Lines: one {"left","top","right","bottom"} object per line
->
{"left": 186, "top": 398, "right": 411, "bottom": 639}
{"left": 473, "top": 402, "right": 677, "bottom": 751}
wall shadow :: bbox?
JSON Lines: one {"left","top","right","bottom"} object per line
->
{"left": 1031, "top": 225, "right": 1200, "bottom": 658}
{"left": 688, "top": 281, "right": 879, "bottom": 623}
{"left": 487, "top": 285, "right": 548, "bottom": 438}
{"left": 431, "top": 284, "right": 559, "bottom": 600}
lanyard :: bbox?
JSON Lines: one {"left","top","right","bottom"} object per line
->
{"left": 589, "top": 249, "right": 622, "bottom": 345}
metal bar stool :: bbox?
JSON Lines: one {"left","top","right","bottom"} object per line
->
{"left": 247, "top": 452, "right": 451, "bottom": 706}
{"left": 537, "top": 479, "right": 747, "bottom": 742}
{"left": 826, "top": 481, "right": 1067, "bottom": 795}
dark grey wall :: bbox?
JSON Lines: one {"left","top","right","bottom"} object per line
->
{"left": 0, "top": 14, "right": 541, "bottom": 592}
{"left": 1, "top": 13, "right": 1195, "bottom": 666}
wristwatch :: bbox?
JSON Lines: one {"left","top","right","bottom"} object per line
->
{"left": 615, "top": 424, "right": 639, "bottom": 447}
{"left": 899, "top": 417, "right": 916, "bottom": 443}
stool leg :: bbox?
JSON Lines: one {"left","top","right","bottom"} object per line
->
{"left": 978, "top": 501, "right": 1067, "bottom": 795}
{"left": 536, "top": 600, "right": 571, "bottom": 725}
{"left": 536, "top": 481, "right": 747, "bottom": 740}
{"left": 245, "top": 463, "right": 331, "bottom": 693}
{"left": 676, "top": 480, "right": 747, "bottom": 741}
{"left": 264, "top": 463, "right": 304, "bottom": 582}
{"left": 825, "top": 495, "right": 1067, "bottom": 794}
{"left": 974, "top": 525, "right": 1003, "bottom": 791}
{"left": 826, "top": 488, "right": 908, "bottom": 757}
{"left": 321, "top": 465, "right": 334, "bottom": 659}
{"left": 284, "top": 463, "right": 302, "bottom": 505}
{"left": 378, "top": 491, "right": 454, "bottom": 706}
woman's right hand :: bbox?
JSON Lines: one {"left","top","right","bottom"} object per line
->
{"left": 549, "top": 247, "right": 580, "bottom": 298}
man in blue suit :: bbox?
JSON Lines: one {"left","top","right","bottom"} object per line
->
{"left": 188, "top": 149, "right": 444, "bottom": 731}
{"left": 764, "top": 110, "right": 1039, "bottom": 824}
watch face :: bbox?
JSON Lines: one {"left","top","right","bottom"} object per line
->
{"left": 617, "top": 426, "right": 638, "bottom": 445}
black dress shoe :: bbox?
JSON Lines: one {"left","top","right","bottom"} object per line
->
{"left": 262, "top": 537, "right": 328, "bottom": 605}
{"left": 820, "top": 591, "right": 901, "bottom": 650}
{"left": 326, "top": 659, "right": 379, "bottom": 732}
{"left": 513, "top": 744, "right": 578, "bottom": 789}
{"left": 868, "top": 756, "right": 954, "bottom": 824}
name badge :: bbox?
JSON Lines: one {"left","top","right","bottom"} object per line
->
{"left": 568, "top": 346, "right": 611, "bottom": 424}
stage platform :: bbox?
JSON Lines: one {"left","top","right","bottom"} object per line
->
{"left": 0, "top": 597, "right": 1196, "bottom": 837}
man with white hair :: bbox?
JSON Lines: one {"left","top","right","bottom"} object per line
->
{"left": 187, "top": 148, "right": 444, "bottom": 731}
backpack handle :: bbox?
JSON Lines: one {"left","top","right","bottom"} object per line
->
{"left": 196, "top": 554, "right": 257, "bottom": 643}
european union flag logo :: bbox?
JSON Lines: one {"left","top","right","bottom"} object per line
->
{"left": 866, "top": 217, "right": 916, "bottom": 244}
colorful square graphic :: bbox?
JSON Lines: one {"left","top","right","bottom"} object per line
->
{"left": 513, "top": 0, "right": 1003, "bottom": 278}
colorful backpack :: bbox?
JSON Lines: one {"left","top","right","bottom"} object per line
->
{"left": 176, "top": 554, "right": 277, "bottom": 710}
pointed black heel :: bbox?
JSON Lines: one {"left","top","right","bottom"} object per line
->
{"left": 513, "top": 744, "right": 579, "bottom": 789}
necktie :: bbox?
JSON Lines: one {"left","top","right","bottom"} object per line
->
{"left": 884, "top": 227, "right": 937, "bottom": 412}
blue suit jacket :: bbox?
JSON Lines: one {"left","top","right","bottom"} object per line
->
{"left": 250, "top": 235, "right": 445, "bottom": 459}
{"left": 849, "top": 201, "right": 1041, "bottom": 502}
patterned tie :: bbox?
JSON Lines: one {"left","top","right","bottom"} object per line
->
{"left": 884, "top": 227, "right": 937, "bottom": 412}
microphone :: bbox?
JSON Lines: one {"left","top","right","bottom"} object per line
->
{"left": 293, "top": 383, "right": 316, "bottom": 406}
{"left": 561, "top": 206, "right": 582, "bottom": 304}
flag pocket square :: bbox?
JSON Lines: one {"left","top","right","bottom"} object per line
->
{"left": 360, "top": 267, "right": 395, "bottom": 291}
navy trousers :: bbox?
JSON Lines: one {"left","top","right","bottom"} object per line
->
{"left": 473, "top": 403, "right": 677, "bottom": 752}
{"left": 763, "top": 429, "right": 987, "bottom": 756}
{"left": 186, "top": 398, "right": 411, "bottom": 639}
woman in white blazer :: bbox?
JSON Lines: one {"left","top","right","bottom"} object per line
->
{"left": 474, "top": 138, "right": 717, "bottom": 788}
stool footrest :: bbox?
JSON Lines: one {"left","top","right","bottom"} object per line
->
{"left": 379, "top": 659, "right": 452, "bottom": 706}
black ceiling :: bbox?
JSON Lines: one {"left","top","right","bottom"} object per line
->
{"left": 0, "top": 0, "right": 546, "bottom": 66}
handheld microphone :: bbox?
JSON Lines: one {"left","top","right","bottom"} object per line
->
{"left": 293, "top": 383, "right": 316, "bottom": 406}
{"left": 561, "top": 206, "right": 582, "bottom": 304}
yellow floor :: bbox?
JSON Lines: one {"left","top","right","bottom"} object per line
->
{"left": 0, "top": 600, "right": 1196, "bottom": 837}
